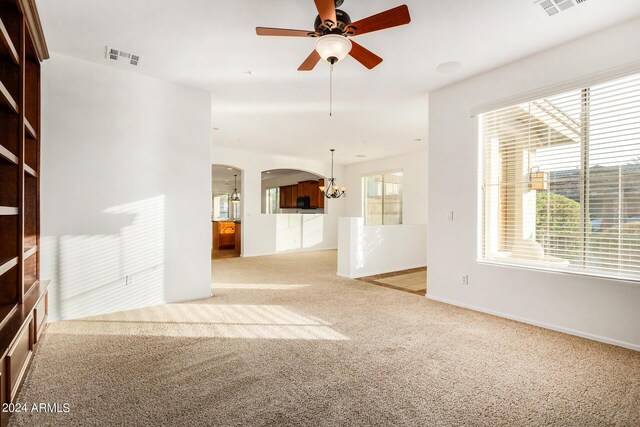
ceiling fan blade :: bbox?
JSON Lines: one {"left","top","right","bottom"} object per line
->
{"left": 314, "top": 0, "right": 337, "bottom": 26}
{"left": 298, "top": 50, "right": 321, "bottom": 71}
{"left": 256, "top": 27, "right": 315, "bottom": 37}
{"left": 348, "top": 5, "right": 411, "bottom": 36}
{"left": 349, "top": 41, "right": 383, "bottom": 69}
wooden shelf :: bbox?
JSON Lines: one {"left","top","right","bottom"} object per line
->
{"left": 0, "top": 303, "right": 17, "bottom": 331}
{"left": 0, "top": 206, "right": 18, "bottom": 216}
{"left": 0, "top": 281, "right": 48, "bottom": 357}
{"left": 23, "top": 247, "right": 36, "bottom": 261}
{"left": 24, "top": 119, "right": 36, "bottom": 140}
{"left": 24, "top": 164, "right": 36, "bottom": 178}
{"left": 0, "top": 257, "right": 18, "bottom": 277}
{"left": 0, "top": 143, "right": 18, "bottom": 164}
{"left": 0, "top": 79, "right": 18, "bottom": 114}
{"left": 0, "top": 18, "right": 19, "bottom": 65}
{"left": 0, "top": 1, "right": 47, "bottom": 416}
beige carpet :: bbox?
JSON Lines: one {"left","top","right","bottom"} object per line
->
{"left": 11, "top": 250, "right": 640, "bottom": 426}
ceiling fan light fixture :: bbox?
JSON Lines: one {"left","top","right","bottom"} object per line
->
{"left": 315, "top": 34, "right": 352, "bottom": 63}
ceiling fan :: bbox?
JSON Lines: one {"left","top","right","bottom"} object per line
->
{"left": 256, "top": 0, "right": 411, "bottom": 71}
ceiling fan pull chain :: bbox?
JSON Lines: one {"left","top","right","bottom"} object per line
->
{"left": 329, "top": 62, "right": 333, "bottom": 117}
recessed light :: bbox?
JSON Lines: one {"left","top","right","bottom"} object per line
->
{"left": 355, "top": 154, "right": 367, "bottom": 158}
{"left": 436, "top": 61, "right": 462, "bottom": 74}
{"left": 227, "top": 168, "right": 232, "bottom": 170}
{"left": 266, "top": 171, "right": 271, "bottom": 174}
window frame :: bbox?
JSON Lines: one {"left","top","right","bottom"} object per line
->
{"left": 361, "top": 169, "right": 404, "bottom": 226}
{"left": 477, "top": 73, "right": 640, "bottom": 283}
{"left": 264, "top": 187, "right": 280, "bottom": 215}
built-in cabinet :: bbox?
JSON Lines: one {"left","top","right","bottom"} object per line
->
{"left": 212, "top": 221, "right": 241, "bottom": 257}
{"left": 0, "top": 1, "right": 48, "bottom": 424}
{"left": 279, "top": 179, "right": 325, "bottom": 209}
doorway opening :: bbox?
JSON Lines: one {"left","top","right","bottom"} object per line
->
{"left": 212, "top": 165, "right": 242, "bottom": 260}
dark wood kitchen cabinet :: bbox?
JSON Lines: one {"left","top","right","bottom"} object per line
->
{"left": 279, "top": 180, "right": 326, "bottom": 209}
{"left": 279, "top": 184, "right": 298, "bottom": 209}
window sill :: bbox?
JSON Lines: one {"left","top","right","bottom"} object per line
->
{"left": 478, "top": 256, "right": 640, "bottom": 284}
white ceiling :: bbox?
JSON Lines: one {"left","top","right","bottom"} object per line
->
{"left": 262, "top": 169, "right": 322, "bottom": 181}
{"left": 212, "top": 165, "right": 242, "bottom": 195}
{"left": 37, "top": 0, "right": 640, "bottom": 164}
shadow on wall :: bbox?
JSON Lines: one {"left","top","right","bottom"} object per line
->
{"left": 275, "top": 214, "right": 325, "bottom": 253}
{"left": 356, "top": 225, "right": 383, "bottom": 270}
{"left": 41, "top": 195, "right": 166, "bottom": 321}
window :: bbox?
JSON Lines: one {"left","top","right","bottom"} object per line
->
{"left": 479, "top": 72, "right": 640, "bottom": 281}
{"left": 213, "top": 194, "right": 230, "bottom": 219}
{"left": 212, "top": 193, "right": 240, "bottom": 219}
{"left": 363, "top": 171, "right": 403, "bottom": 225}
{"left": 265, "top": 188, "right": 280, "bottom": 214}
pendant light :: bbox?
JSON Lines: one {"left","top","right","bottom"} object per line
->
{"left": 320, "top": 149, "right": 346, "bottom": 199}
{"left": 230, "top": 174, "right": 241, "bottom": 204}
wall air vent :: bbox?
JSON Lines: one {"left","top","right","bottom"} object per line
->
{"left": 534, "top": 0, "right": 589, "bottom": 16}
{"left": 105, "top": 46, "right": 142, "bottom": 66}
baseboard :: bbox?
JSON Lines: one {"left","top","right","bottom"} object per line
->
{"left": 242, "top": 247, "right": 338, "bottom": 258}
{"left": 426, "top": 294, "right": 640, "bottom": 352}
{"left": 340, "top": 263, "right": 427, "bottom": 279}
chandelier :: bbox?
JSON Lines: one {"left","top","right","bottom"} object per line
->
{"left": 230, "top": 174, "right": 241, "bottom": 204}
{"left": 320, "top": 149, "right": 346, "bottom": 199}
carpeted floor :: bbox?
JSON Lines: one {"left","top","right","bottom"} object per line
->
{"left": 10, "top": 250, "right": 640, "bottom": 426}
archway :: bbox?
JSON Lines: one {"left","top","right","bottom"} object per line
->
{"left": 212, "top": 164, "right": 243, "bottom": 259}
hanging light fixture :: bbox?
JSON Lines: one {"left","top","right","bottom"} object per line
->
{"left": 314, "top": 34, "right": 352, "bottom": 64}
{"left": 230, "top": 174, "right": 241, "bottom": 204}
{"left": 320, "top": 149, "right": 346, "bottom": 199}
{"left": 314, "top": 34, "right": 352, "bottom": 117}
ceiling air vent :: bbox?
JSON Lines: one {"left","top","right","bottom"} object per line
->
{"left": 105, "top": 46, "right": 142, "bottom": 66}
{"left": 534, "top": 0, "right": 589, "bottom": 16}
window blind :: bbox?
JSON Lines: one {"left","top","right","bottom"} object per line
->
{"left": 479, "top": 72, "right": 640, "bottom": 281}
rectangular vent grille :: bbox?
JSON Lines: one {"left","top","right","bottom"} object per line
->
{"left": 534, "top": 0, "right": 589, "bottom": 16}
{"left": 105, "top": 46, "right": 142, "bottom": 66}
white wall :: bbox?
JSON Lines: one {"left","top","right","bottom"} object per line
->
{"left": 41, "top": 54, "right": 212, "bottom": 321}
{"left": 337, "top": 218, "right": 427, "bottom": 278}
{"left": 428, "top": 19, "right": 640, "bottom": 350}
{"left": 343, "top": 150, "right": 428, "bottom": 226}
{"left": 212, "top": 146, "right": 346, "bottom": 257}
{"left": 336, "top": 151, "right": 428, "bottom": 276}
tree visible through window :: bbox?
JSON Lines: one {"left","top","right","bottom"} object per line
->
{"left": 363, "top": 171, "right": 403, "bottom": 225}
{"left": 480, "top": 72, "right": 640, "bottom": 280}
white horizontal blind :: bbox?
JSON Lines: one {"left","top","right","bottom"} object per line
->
{"left": 479, "top": 72, "right": 640, "bottom": 281}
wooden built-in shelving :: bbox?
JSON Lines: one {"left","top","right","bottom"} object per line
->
{"left": 22, "top": 247, "right": 35, "bottom": 261}
{"left": 0, "top": 18, "right": 19, "bottom": 65}
{"left": 24, "top": 118, "right": 35, "bottom": 139}
{"left": 23, "top": 163, "right": 35, "bottom": 177}
{"left": 0, "top": 0, "right": 49, "bottom": 424}
{"left": 0, "top": 207, "right": 18, "bottom": 215}
{"left": 0, "top": 258, "right": 18, "bottom": 277}
{"left": 0, "top": 145, "right": 18, "bottom": 164}
{"left": 0, "top": 81, "right": 17, "bottom": 114}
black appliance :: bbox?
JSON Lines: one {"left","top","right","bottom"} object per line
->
{"left": 296, "top": 196, "right": 311, "bottom": 209}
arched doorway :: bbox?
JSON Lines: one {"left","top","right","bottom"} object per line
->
{"left": 212, "top": 164, "right": 243, "bottom": 259}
